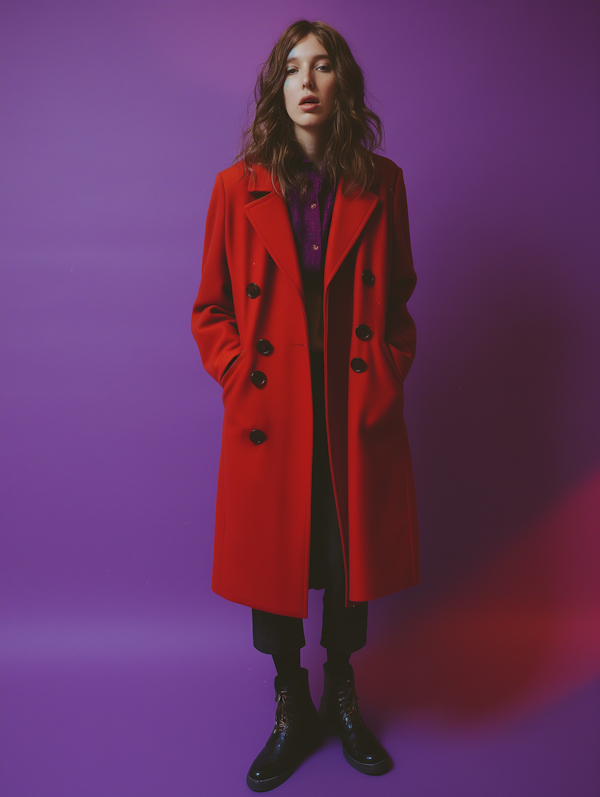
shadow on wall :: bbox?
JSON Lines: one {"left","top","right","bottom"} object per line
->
{"left": 411, "top": 274, "right": 582, "bottom": 591}
{"left": 359, "top": 262, "right": 599, "bottom": 723}
{"left": 361, "top": 468, "right": 600, "bottom": 726}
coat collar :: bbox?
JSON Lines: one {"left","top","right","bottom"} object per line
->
{"left": 244, "top": 164, "right": 379, "bottom": 294}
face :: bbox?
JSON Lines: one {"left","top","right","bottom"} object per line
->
{"left": 283, "top": 33, "right": 337, "bottom": 141}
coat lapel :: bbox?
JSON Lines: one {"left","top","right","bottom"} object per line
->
{"left": 324, "top": 179, "right": 379, "bottom": 288}
{"left": 244, "top": 168, "right": 303, "bottom": 298}
{"left": 244, "top": 167, "right": 380, "bottom": 297}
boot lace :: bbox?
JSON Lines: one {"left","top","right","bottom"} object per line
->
{"left": 337, "top": 679, "right": 361, "bottom": 725}
{"left": 275, "top": 689, "right": 293, "bottom": 733}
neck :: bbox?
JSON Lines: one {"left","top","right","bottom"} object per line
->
{"left": 294, "top": 126, "right": 325, "bottom": 169}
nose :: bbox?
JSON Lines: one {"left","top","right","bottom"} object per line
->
{"left": 302, "top": 68, "right": 314, "bottom": 89}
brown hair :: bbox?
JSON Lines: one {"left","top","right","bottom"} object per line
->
{"left": 238, "top": 20, "right": 383, "bottom": 197}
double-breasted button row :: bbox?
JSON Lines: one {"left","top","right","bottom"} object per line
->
{"left": 250, "top": 323, "right": 269, "bottom": 440}
{"left": 355, "top": 324, "right": 372, "bottom": 341}
{"left": 362, "top": 269, "right": 375, "bottom": 287}
{"left": 249, "top": 358, "right": 267, "bottom": 441}
{"left": 251, "top": 370, "right": 267, "bottom": 388}
{"left": 252, "top": 339, "right": 271, "bottom": 387}
{"left": 250, "top": 334, "right": 267, "bottom": 437}
{"left": 351, "top": 272, "right": 375, "bottom": 373}
{"left": 256, "top": 338, "right": 273, "bottom": 356}
{"left": 249, "top": 429, "right": 266, "bottom": 445}
{"left": 351, "top": 357, "right": 368, "bottom": 373}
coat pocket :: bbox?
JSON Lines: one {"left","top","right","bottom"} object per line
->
{"left": 220, "top": 349, "right": 245, "bottom": 387}
{"left": 380, "top": 341, "right": 405, "bottom": 387}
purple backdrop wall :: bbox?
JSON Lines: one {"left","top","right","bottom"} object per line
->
{"left": 2, "top": 1, "right": 599, "bottom": 795}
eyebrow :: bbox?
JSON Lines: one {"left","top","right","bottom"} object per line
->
{"left": 286, "top": 52, "right": 331, "bottom": 63}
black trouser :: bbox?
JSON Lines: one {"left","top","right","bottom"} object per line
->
{"left": 252, "top": 352, "right": 368, "bottom": 655}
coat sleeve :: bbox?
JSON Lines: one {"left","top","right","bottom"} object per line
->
{"left": 191, "top": 173, "right": 242, "bottom": 384}
{"left": 385, "top": 167, "right": 417, "bottom": 381}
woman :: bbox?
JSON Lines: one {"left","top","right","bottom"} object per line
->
{"left": 191, "top": 20, "right": 419, "bottom": 791}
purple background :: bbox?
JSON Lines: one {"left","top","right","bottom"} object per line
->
{"left": 2, "top": 1, "right": 599, "bottom": 795}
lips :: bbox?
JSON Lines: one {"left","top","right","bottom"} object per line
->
{"left": 300, "top": 95, "right": 319, "bottom": 106}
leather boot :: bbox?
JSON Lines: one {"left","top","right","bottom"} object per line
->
{"left": 319, "top": 662, "right": 391, "bottom": 775}
{"left": 246, "top": 668, "right": 323, "bottom": 792}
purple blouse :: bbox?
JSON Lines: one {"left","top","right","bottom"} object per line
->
{"left": 286, "top": 163, "right": 336, "bottom": 352}
{"left": 286, "top": 162, "right": 336, "bottom": 273}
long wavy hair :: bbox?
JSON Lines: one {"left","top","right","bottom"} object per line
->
{"left": 239, "top": 20, "right": 383, "bottom": 197}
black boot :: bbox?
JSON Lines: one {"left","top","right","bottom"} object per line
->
{"left": 246, "top": 668, "right": 323, "bottom": 792}
{"left": 319, "top": 662, "right": 391, "bottom": 775}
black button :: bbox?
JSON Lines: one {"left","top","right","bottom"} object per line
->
{"left": 355, "top": 324, "right": 373, "bottom": 341}
{"left": 351, "top": 357, "right": 367, "bottom": 373}
{"left": 246, "top": 283, "right": 261, "bottom": 299}
{"left": 249, "top": 429, "right": 266, "bottom": 445}
{"left": 256, "top": 339, "right": 273, "bottom": 356}
{"left": 251, "top": 370, "right": 267, "bottom": 388}
{"left": 362, "top": 269, "right": 375, "bottom": 287}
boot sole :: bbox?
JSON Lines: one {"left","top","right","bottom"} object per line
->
{"left": 342, "top": 745, "right": 391, "bottom": 776}
{"left": 321, "top": 718, "right": 391, "bottom": 776}
{"left": 246, "top": 731, "right": 324, "bottom": 792}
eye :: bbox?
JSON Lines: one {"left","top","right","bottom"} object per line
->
{"left": 316, "top": 63, "right": 332, "bottom": 71}
{"left": 285, "top": 66, "right": 298, "bottom": 75}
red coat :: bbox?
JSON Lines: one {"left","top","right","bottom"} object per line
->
{"left": 192, "top": 154, "right": 419, "bottom": 618}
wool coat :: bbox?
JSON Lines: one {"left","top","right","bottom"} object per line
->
{"left": 192, "top": 154, "right": 419, "bottom": 619}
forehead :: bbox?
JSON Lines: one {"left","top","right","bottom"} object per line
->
{"left": 287, "top": 33, "right": 330, "bottom": 61}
